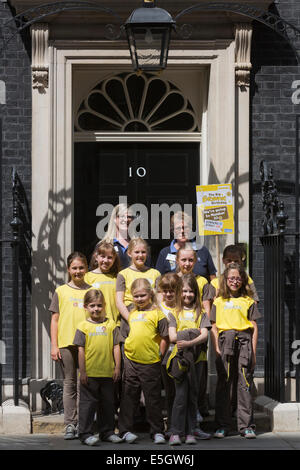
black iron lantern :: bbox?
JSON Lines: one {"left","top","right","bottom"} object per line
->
{"left": 124, "top": 0, "right": 175, "bottom": 72}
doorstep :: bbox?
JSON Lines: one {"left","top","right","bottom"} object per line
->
{"left": 32, "top": 413, "right": 65, "bottom": 434}
{"left": 31, "top": 409, "right": 271, "bottom": 435}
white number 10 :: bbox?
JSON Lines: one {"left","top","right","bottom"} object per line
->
{"left": 129, "top": 167, "right": 147, "bottom": 178}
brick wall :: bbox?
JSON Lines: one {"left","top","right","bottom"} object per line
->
{"left": 0, "top": 1, "right": 32, "bottom": 380}
{"left": 250, "top": 0, "right": 300, "bottom": 375}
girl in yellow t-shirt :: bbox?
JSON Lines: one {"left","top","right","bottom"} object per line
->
{"left": 118, "top": 278, "right": 169, "bottom": 445}
{"left": 175, "top": 244, "right": 213, "bottom": 420}
{"left": 49, "top": 251, "right": 91, "bottom": 440}
{"left": 210, "top": 244, "right": 259, "bottom": 302}
{"left": 175, "top": 244, "right": 212, "bottom": 317}
{"left": 73, "top": 289, "right": 122, "bottom": 446}
{"left": 85, "top": 241, "right": 121, "bottom": 325}
{"left": 167, "top": 273, "right": 211, "bottom": 445}
{"left": 116, "top": 237, "right": 161, "bottom": 338}
{"left": 210, "top": 263, "right": 261, "bottom": 439}
{"left": 157, "top": 272, "right": 182, "bottom": 435}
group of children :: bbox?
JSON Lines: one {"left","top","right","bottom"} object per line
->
{"left": 49, "top": 238, "right": 260, "bottom": 446}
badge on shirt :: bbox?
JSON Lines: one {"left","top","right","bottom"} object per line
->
{"left": 73, "top": 301, "right": 84, "bottom": 308}
{"left": 166, "top": 253, "right": 176, "bottom": 270}
{"left": 183, "top": 311, "right": 194, "bottom": 320}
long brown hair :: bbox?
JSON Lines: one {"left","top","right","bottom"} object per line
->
{"left": 219, "top": 262, "right": 252, "bottom": 299}
{"left": 177, "top": 272, "right": 202, "bottom": 320}
{"left": 66, "top": 252, "right": 88, "bottom": 281}
{"left": 89, "top": 241, "right": 120, "bottom": 275}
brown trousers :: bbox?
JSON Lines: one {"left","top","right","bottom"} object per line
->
{"left": 79, "top": 377, "right": 115, "bottom": 441}
{"left": 170, "top": 360, "right": 205, "bottom": 437}
{"left": 59, "top": 346, "right": 80, "bottom": 426}
{"left": 215, "top": 333, "right": 255, "bottom": 433}
{"left": 118, "top": 356, "right": 164, "bottom": 436}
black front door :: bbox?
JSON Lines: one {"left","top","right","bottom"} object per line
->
{"left": 74, "top": 142, "right": 199, "bottom": 265}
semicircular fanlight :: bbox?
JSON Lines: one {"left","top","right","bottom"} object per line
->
{"left": 75, "top": 72, "right": 199, "bottom": 132}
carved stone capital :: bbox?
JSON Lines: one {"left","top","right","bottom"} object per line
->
{"left": 234, "top": 23, "right": 253, "bottom": 88}
{"left": 31, "top": 23, "right": 49, "bottom": 92}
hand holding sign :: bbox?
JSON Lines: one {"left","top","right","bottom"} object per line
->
{"left": 196, "top": 184, "right": 234, "bottom": 276}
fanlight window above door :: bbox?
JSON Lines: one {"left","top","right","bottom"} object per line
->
{"left": 75, "top": 72, "right": 199, "bottom": 132}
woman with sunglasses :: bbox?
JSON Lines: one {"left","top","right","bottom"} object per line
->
{"left": 210, "top": 262, "right": 261, "bottom": 440}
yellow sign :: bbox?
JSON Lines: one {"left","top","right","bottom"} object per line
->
{"left": 196, "top": 184, "right": 234, "bottom": 236}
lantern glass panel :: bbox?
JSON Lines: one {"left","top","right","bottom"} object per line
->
{"left": 128, "top": 26, "right": 171, "bottom": 70}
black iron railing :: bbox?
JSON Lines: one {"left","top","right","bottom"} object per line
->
{"left": 260, "top": 233, "right": 286, "bottom": 402}
{"left": 0, "top": 168, "right": 24, "bottom": 406}
{"left": 260, "top": 160, "right": 300, "bottom": 402}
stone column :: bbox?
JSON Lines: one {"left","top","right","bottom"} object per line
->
{"left": 234, "top": 23, "right": 252, "bottom": 248}
{"left": 30, "top": 23, "right": 54, "bottom": 410}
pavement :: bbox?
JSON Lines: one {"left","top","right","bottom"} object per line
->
{"left": 0, "top": 431, "right": 300, "bottom": 452}
{"left": 0, "top": 411, "right": 299, "bottom": 456}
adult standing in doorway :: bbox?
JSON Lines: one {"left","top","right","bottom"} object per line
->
{"left": 90, "top": 203, "right": 136, "bottom": 270}
{"left": 155, "top": 211, "right": 217, "bottom": 281}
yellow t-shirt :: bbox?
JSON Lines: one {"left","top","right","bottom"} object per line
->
{"left": 52, "top": 284, "right": 91, "bottom": 348}
{"left": 160, "top": 302, "right": 176, "bottom": 320}
{"left": 84, "top": 271, "right": 120, "bottom": 325}
{"left": 124, "top": 308, "right": 168, "bottom": 364}
{"left": 173, "top": 308, "right": 202, "bottom": 331}
{"left": 75, "top": 318, "right": 117, "bottom": 377}
{"left": 213, "top": 296, "right": 255, "bottom": 332}
{"left": 196, "top": 275, "right": 209, "bottom": 301}
{"left": 117, "top": 267, "right": 161, "bottom": 306}
{"left": 168, "top": 308, "right": 210, "bottom": 364}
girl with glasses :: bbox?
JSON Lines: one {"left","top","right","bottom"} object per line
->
{"left": 210, "top": 262, "right": 261, "bottom": 440}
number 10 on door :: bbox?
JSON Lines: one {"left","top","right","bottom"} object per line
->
{"left": 129, "top": 167, "right": 147, "bottom": 178}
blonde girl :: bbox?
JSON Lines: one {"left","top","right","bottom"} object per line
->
{"left": 167, "top": 273, "right": 211, "bottom": 445}
{"left": 85, "top": 241, "right": 121, "bottom": 325}
{"left": 49, "top": 252, "right": 91, "bottom": 440}
{"left": 73, "top": 289, "right": 122, "bottom": 446}
{"left": 116, "top": 238, "right": 160, "bottom": 335}
{"left": 210, "top": 263, "right": 261, "bottom": 439}
{"left": 176, "top": 244, "right": 212, "bottom": 316}
{"left": 157, "top": 273, "right": 182, "bottom": 434}
{"left": 118, "top": 278, "right": 169, "bottom": 444}
{"left": 155, "top": 211, "right": 216, "bottom": 280}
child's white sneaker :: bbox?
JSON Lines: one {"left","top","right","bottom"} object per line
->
{"left": 82, "top": 435, "right": 99, "bottom": 446}
{"left": 122, "top": 431, "right": 138, "bottom": 443}
{"left": 64, "top": 424, "right": 77, "bottom": 440}
{"left": 154, "top": 433, "right": 166, "bottom": 444}
{"left": 105, "top": 434, "right": 123, "bottom": 443}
